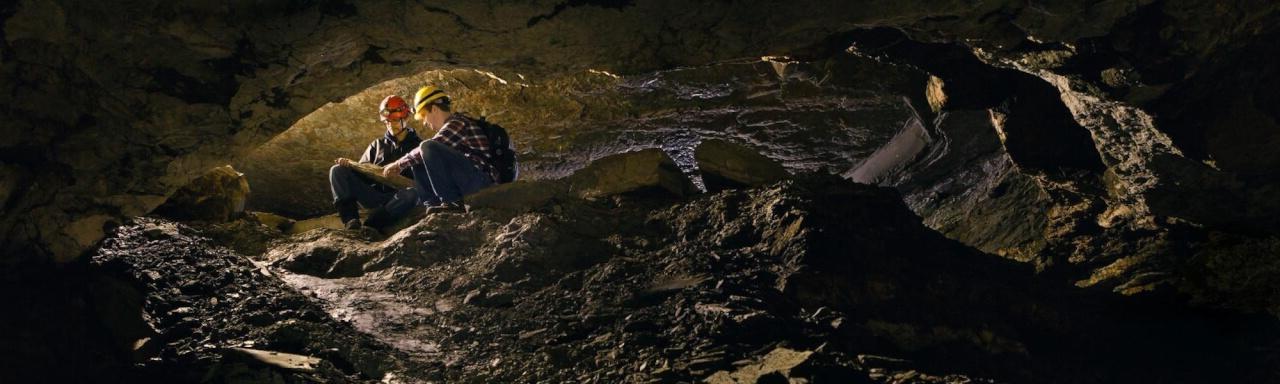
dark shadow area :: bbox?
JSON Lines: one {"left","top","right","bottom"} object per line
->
{"left": 0, "top": 260, "right": 146, "bottom": 383}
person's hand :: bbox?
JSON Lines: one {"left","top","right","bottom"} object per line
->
{"left": 335, "top": 158, "right": 352, "bottom": 167}
{"left": 382, "top": 162, "right": 400, "bottom": 178}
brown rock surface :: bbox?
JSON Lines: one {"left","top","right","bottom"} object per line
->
{"left": 153, "top": 165, "right": 251, "bottom": 223}
{"left": 695, "top": 139, "right": 790, "bottom": 190}
{"left": 566, "top": 148, "right": 697, "bottom": 199}
{"left": 94, "top": 174, "right": 1278, "bottom": 383}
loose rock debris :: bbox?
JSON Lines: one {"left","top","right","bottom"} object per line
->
{"left": 93, "top": 174, "right": 1280, "bottom": 383}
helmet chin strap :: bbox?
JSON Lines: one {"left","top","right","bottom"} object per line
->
{"left": 387, "top": 119, "right": 408, "bottom": 137}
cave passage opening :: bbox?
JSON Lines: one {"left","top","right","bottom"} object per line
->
{"left": 230, "top": 52, "right": 930, "bottom": 222}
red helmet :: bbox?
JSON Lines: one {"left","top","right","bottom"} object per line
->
{"left": 379, "top": 95, "right": 410, "bottom": 122}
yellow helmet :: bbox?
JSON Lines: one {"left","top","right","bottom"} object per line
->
{"left": 413, "top": 86, "right": 448, "bottom": 113}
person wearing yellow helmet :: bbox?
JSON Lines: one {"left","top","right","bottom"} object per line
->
{"left": 330, "top": 95, "right": 425, "bottom": 229}
{"left": 383, "top": 86, "right": 498, "bottom": 211}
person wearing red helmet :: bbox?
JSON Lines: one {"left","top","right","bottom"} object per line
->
{"left": 329, "top": 95, "right": 426, "bottom": 229}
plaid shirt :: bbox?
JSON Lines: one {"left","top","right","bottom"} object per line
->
{"left": 396, "top": 115, "right": 497, "bottom": 181}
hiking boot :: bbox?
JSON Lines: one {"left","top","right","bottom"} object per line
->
{"left": 344, "top": 218, "right": 362, "bottom": 230}
{"left": 356, "top": 225, "right": 383, "bottom": 239}
{"left": 425, "top": 201, "right": 465, "bottom": 215}
{"left": 363, "top": 207, "right": 394, "bottom": 229}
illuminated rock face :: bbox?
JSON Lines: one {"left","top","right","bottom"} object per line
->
{"left": 237, "top": 58, "right": 919, "bottom": 217}
{"left": 152, "top": 165, "right": 250, "bottom": 223}
{"left": 2, "top": 0, "right": 1280, "bottom": 314}
{"left": 5, "top": 0, "right": 952, "bottom": 259}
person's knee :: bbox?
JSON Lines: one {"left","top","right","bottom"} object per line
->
{"left": 420, "top": 140, "right": 448, "bottom": 159}
{"left": 329, "top": 164, "right": 348, "bottom": 182}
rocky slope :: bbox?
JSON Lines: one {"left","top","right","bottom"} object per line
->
{"left": 38, "top": 150, "right": 1276, "bottom": 383}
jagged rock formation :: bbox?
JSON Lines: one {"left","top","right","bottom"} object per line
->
{"left": 6, "top": 0, "right": 1276, "bottom": 266}
{"left": 5, "top": 0, "right": 1280, "bottom": 381}
{"left": 91, "top": 219, "right": 411, "bottom": 383}
{"left": 72, "top": 167, "right": 1280, "bottom": 383}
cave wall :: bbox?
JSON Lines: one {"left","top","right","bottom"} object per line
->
{"left": 0, "top": 0, "right": 996, "bottom": 263}
{"left": 1, "top": 0, "right": 1278, "bottom": 304}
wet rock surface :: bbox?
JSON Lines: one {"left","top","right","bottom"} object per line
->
{"left": 58, "top": 172, "right": 1271, "bottom": 383}
{"left": 85, "top": 218, "right": 417, "bottom": 383}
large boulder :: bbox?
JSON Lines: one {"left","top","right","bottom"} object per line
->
{"left": 469, "top": 148, "right": 702, "bottom": 213}
{"left": 566, "top": 148, "right": 698, "bottom": 199}
{"left": 695, "top": 139, "right": 790, "bottom": 190}
{"left": 152, "top": 165, "right": 250, "bottom": 223}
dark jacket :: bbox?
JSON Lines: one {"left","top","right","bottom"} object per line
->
{"left": 359, "top": 129, "right": 422, "bottom": 191}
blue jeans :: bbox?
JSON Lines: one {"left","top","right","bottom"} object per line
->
{"left": 329, "top": 164, "right": 421, "bottom": 218}
{"left": 408, "top": 141, "right": 493, "bottom": 204}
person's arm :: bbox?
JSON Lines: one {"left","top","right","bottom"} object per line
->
{"left": 388, "top": 120, "right": 465, "bottom": 171}
{"left": 385, "top": 141, "right": 427, "bottom": 177}
{"left": 389, "top": 147, "right": 422, "bottom": 174}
